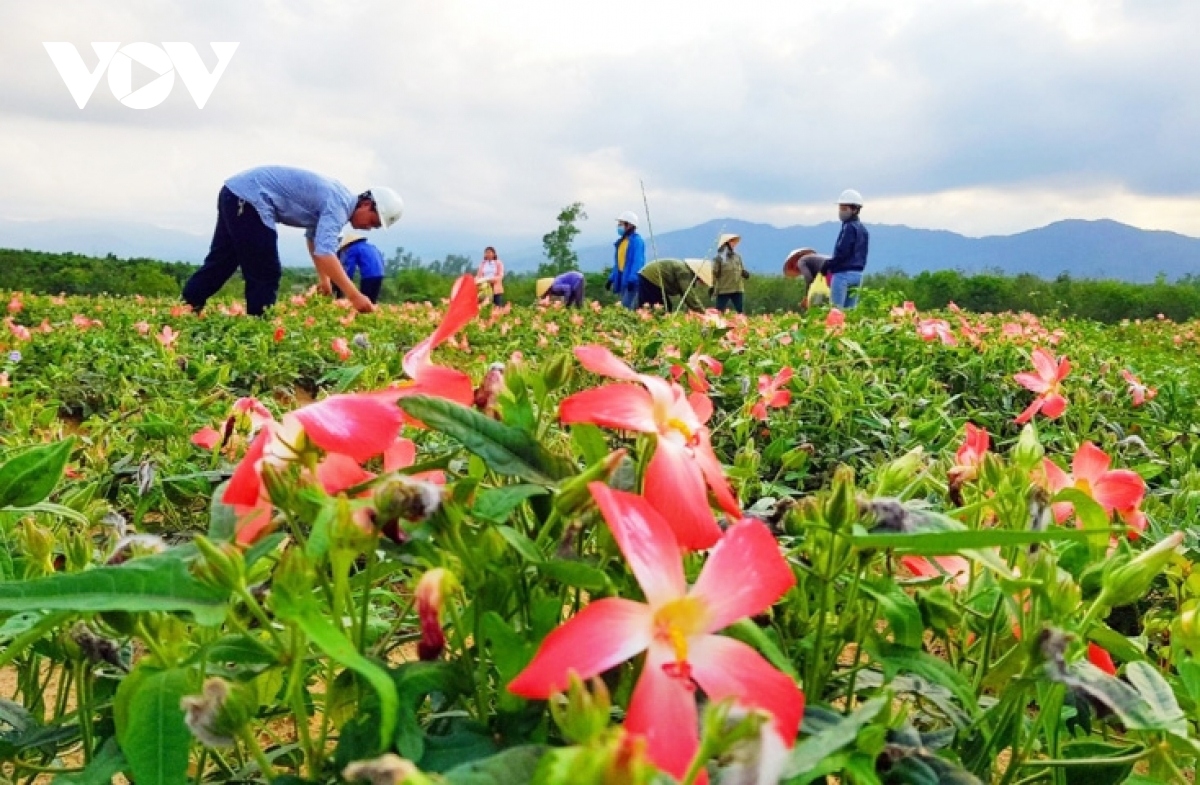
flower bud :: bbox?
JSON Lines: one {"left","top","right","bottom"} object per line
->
{"left": 543, "top": 352, "right": 575, "bottom": 392}
{"left": 193, "top": 535, "right": 246, "bottom": 592}
{"left": 1171, "top": 601, "right": 1200, "bottom": 655}
{"left": 555, "top": 451, "right": 628, "bottom": 517}
{"left": 825, "top": 465, "right": 859, "bottom": 531}
{"left": 373, "top": 476, "right": 444, "bottom": 544}
{"left": 1101, "top": 531, "right": 1185, "bottom": 608}
{"left": 19, "top": 519, "right": 56, "bottom": 577}
{"left": 343, "top": 754, "right": 434, "bottom": 785}
{"left": 1012, "top": 423, "right": 1044, "bottom": 472}
{"left": 917, "top": 586, "right": 962, "bottom": 634}
{"left": 416, "top": 568, "right": 458, "bottom": 661}
{"left": 550, "top": 673, "right": 612, "bottom": 744}
{"left": 180, "top": 677, "right": 256, "bottom": 748}
{"left": 472, "top": 362, "right": 506, "bottom": 419}
{"left": 874, "top": 447, "right": 925, "bottom": 497}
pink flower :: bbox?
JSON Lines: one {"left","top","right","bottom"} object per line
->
{"left": 7, "top": 296, "right": 22, "bottom": 314}
{"left": 332, "top": 337, "right": 351, "bottom": 361}
{"left": 191, "top": 427, "right": 223, "bottom": 450}
{"left": 559, "top": 346, "right": 741, "bottom": 550}
{"left": 1039, "top": 442, "right": 1146, "bottom": 537}
{"left": 1014, "top": 348, "right": 1070, "bottom": 424}
{"left": 223, "top": 393, "right": 405, "bottom": 544}
{"left": 751, "top": 367, "right": 793, "bottom": 421}
{"left": 670, "top": 353, "right": 723, "bottom": 394}
{"left": 950, "top": 424, "right": 990, "bottom": 483}
{"left": 825, "top": 309, "right": 845, "bottom": 329}
{"left": 509, "top": 484, "right": 802, "bottom": 781}
{"left": 901, "top": 555, "right": 970, "bottom": 587}
{"left": 6, "top": 320, "right": 30, "bottom": 342}
{"left": 135, "top": 321, "right": 151, "bottom": 335}
{"left": 157, "top": 326, "right": 178, "bottom": 348}
{"left": 890, "top": 301, "right": 916, "bottom": 319}
{"left": 916, "top": 318, "right": 957, "bottom": 346}
{"left": 1120, "top": 370, "right": 1156, "bottom": 407}
{"left": 232, "top": 397, "right": 274, "bottom": 434}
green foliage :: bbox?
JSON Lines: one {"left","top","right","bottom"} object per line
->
{"left": 539, "top": 202, "right": 587, "bottom": 276}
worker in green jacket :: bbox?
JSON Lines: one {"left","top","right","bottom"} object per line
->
{"left": 711, "top": 232, "right": 749, "bottom": 313}
{"left": 636, "top": 258, "right": 713, "bottom": 313}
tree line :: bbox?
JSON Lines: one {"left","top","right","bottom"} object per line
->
{"left": 3, "top": 246, "right": 1200, "bottom": 323}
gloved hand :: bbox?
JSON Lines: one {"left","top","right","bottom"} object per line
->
{"left": 742, "top": 270, "right": 751, "bottom": 279}
{"left": 604, "top": 279, "right": 613, "bottom": 292}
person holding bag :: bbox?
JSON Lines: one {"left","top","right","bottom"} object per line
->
{"left": 711, "top": 233, "right": 749, "bottom": 313}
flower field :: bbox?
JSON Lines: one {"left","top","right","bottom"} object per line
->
{"left": 1, "top": 281, "right": 1199, "bottom": 784}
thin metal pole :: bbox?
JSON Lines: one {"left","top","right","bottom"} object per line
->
{"left": 640, "top": 179, "right": 659, "bottom": 262}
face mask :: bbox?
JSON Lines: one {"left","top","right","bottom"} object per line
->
{"left": 616, "top": 225, "right": 627, "bottom": 237}
{"left": 839, "top": 208, "right": 855, "bottom": 221}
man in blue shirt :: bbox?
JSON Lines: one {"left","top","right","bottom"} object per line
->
{"left": 334, "top": 233, "right": 386, "bottom": 303}
{"left": 182, "top": 166, "right": 403, "bottom": 315}
{"left": 825, "top": 189, "right": 870, "bottom": 309}
{"left": 607, "top": 210, "right": 645, "bottom": 309}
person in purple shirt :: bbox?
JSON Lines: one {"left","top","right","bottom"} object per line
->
{"left": 182, "top": 166, "right": 403, "bottom": 315}
{"left": 536, "top": 271, "right": 585, "bottom": 308}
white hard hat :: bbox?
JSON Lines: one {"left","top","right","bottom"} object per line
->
{"left": 367, "top": 186, "right": 404, "bottom": 229}
{"left": 616, "top": 210, "right": 639, "bottom": 227}
{"left": 838, "top": 189, "right": 864, "bottom": 207}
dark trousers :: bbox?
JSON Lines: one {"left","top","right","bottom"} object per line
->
{"left": 716, "top": 292, "right": 744, "bottom": 313}
{"left": 492, "top": 293, "right": 506, "bottom": 307}
{"left": 637, "top": 276, "right": 667, "bottom": 309}
{"left": 182, "top": 186, "right": 282, "bottom": 316}
{"left": 333, "top": 277, "right": 384, "bottom": 303}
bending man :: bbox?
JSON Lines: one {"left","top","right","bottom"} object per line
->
{"left": 182, "top": 165, "right": 403, "bottom": 315}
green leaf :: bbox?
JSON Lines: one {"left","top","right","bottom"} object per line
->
{"left": 537, "top": 559, "right": 610, "bottom": 592}
{"left": 442, "top": 744, "right": 549, "bottom": 784}
{"left": 0, "top": 439, "right": 73, "bottom": 508}
{"left": 398, "top": 396, "right": 569, "bottom": 485}
{"left": 861, "top": 580, "right": 923, "bottom": 649}
{"left": 1061, "top": 662, "right": 1160, "bottom": 731}
{"left": 1124, "top": 661, "right": 1188, "bottom": 735}
{"left": 851, "top": 526, "right": 1107, "bottom": 552}
{"left": 473, "top": 485, "right": 547, "bottom": 524}
{"left": 867, "top": 640, "right": 980, "bottom": 718}
{"left": 54, "top": 737, "right": 126, "bottom": 784}
{"left": 0, "top": 556, "right": 228, "bottom": 625}
{"left": 115, "top": 667, "right": 194, "bottom": 785}
{"left": 1086, "top": 624, "right": 1147, "bottom": 664}
{"left": 194, "top": 635, "right": 278, "bottom": 669}
{"left": 418, "top": 719, "right": 501, "bottom": 773}
{"left": 1060, "top": 740, "right": 1138, "bottom": 785}
{"left": 783, "top": 698, "right": 886, "bottom": 781}
{"left": 724, "top": 618, "right": 800, "bottom": 680}
{"left": 392, "top": 661, "right": 463, "bottom": 761}
{"left": 570, "top": 424, "right": 610, "bottom": 466}
{"left": 206, "top": 481, "right": 237, "bottom": 542}
{"left": 274, "top": 599, "right": 397, "bottom": 750}
{"left": 1052, "top": 488, "right": 1112, "bottom": 533}
{"left": 495, "top": 526, "right": 543, "bottom": 563}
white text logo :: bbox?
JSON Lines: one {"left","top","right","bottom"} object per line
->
{"left": 43, "top": 42, "right": 239, "bottom": 109}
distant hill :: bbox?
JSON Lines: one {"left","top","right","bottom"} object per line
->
{"left": 2, "top": 215, "right": 1197, "bottom": 283}
{"left": 561, "top": 219, "right": 1200, "bottom": 283}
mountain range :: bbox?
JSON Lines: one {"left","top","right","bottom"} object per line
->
{"left": 1, "top": 216, "right": 1197, "bottom": 283}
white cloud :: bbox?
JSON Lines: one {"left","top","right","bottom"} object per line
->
{"left": 2, "top": 0, "right": 1199, "bottom": 252}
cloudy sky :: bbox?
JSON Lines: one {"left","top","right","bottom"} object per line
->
{"left": 3, "top": 0, "right": 1199, "bottom": 253}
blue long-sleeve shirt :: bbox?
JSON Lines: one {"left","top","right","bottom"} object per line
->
{"left": 547, "top": 271, "right": 585, "bottom": 307}
{"left": 224, "top": 166, "right": 358, "bottom": 257}
{"left": 338, "top": 240, "right": 385, "bottom": 279}
{"left": 608, "top": 231, "right": 646, "bottom": 293}
{"left": 825, "top": 217, "right": 869, "bottom": 275}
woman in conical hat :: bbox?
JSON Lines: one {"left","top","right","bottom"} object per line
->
{"left": 536, "top": 271, "right": 586, "bottom": 308}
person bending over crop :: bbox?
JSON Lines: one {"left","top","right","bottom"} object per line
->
{"left": 636, "top": 258, "right": 712, "bottom": 313}
{"left": 334, "top": 233, "right": 385, "bottom": 303}
{"left": 182, "top": 166, "right": 403, "bottom": 316}
{"left": 536, "top": 271, "right": 586, "bottom": 308}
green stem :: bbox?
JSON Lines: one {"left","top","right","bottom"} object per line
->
{"left": 0, "top": 612, "right": 69, "bottom": 671}
{"left": 446, "top": 599, "right": 486, "bottom": 721}
{"left": 1015, "top": 747, "right": 1150, "bottom": 768}
{"left": 73, "top": 661, "right": 93, "bottom": 764}
{"left": 238, "top": 726, "right": 275, "bottom": 778}
{"left": 973, "top": 592, "right": 1005, "bottom": 690}
{"left": 287, "top": 629, "right": 316, "bottom": 775}
{"left": 235, "top": 586, "right": 287, "bottom": 652}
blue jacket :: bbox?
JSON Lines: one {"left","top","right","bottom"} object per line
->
{"left": 826, "top": 217, "right": 869, "bottom": 275}
{"left": 608, "top": 231, "right": 646, "bottom": 293}
{"left": 338, "top": 240, "right": 385, "bottom": 279}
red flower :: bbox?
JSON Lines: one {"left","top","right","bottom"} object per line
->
{"left": 190, "top": 426, "right": 222, "bottom": 450}
{"left": 1088, "top": 642, "right": 1117, "bottom": 675}
{"left": 331, "top": 337, "right": 351, "bottom": 361}
{"left": 508, "top": 484, "right": 802, "bottom": 781}
{"left": 274, "top": 326, "right": 286, "bottom": 342}
{"left": 1014, "top": 348, "right": 1070, "bottom": 424}
{"left": 750, "top": 367, "right": 793, "bottom": 421}
{"left": 901, "top": 555, "right": 971, "bottom": 587}
{"left": 825, "top": 309, "right": 845, "bottom": 329}
{"left": 559, "top": 345, "right": 741, "bottom": 550}
{"left": 950, "top": 423, "right": 990, "bottom": 483}
{"left": 670, "top": 353, "right": 723, "bottom": 394}
{"left": 1039, "top": 442, "right": 1146, "bottom": 537}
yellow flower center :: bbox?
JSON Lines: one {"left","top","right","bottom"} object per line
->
{"left": 664, "top": 417, "right": 694, "bottom": 441}
{"left": 1074, "top": 477, "right": 1093, "bottom": 498}
{"left": 652, "top": 597, "right": 709, "bottom": 680}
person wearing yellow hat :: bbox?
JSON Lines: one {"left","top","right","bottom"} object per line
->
{"left": 636, "top": 258, "right": 711, "bottom": 312}
{"left": 536, "top": 270, "right": 586, "bottom": 307}
{"left": 711, "top": 233, "right": 750, "bottom": 313}
{"left": 334, "top": 232, "right": 386, "bottom": 303}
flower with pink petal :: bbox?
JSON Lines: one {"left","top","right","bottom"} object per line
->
{"left": 191, "top": 427, "right": 223, "bottom": 450}
{"left": 157, "top": 326, "right": 178, "bottom": 348}
{"left": 559, "top": 345, "right": 741, "bottom": 549}
{"left": 751, "top": 367, "right": 793, "bottom": 421}
{"left": 669, "top": 352, "right": 723, "bottom": 394}
{"left": 950, "top": 423, "right": 990, "bottom": 484}
{"left": 1014, "top": 348, "right": 1070, "bottom": 424}
{"left": 1120, "top": 370, "right": 1156, "bottom": 407}
{"left": 916, "top": 318, "right": 957, "bottom": 346}
{"left": 135, "top": 321, "right": 151, "bottom": 335}
{"left": 1038, "top": 442, "right": 1146, "bottom": 537}
{"left": 825, "top": 309, "right": 845, "bottom": 329}
{"left": 509, "top": 484, "right": 802, "bottom": 781}
{"left": 332, "top": 337, "right": 351, "bottom": 360}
